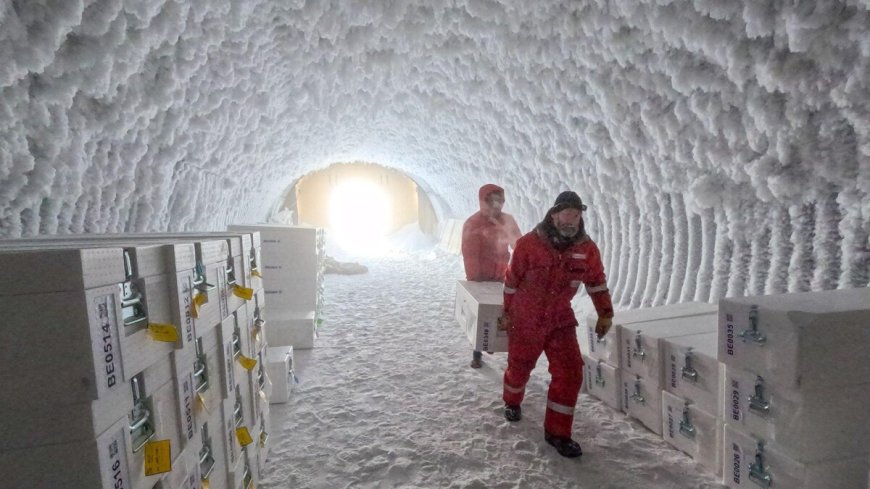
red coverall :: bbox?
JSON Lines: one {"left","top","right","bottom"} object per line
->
{"left": 502, "top": 227, "right": 613, "bottom": 437}
{"left": 461, "top": 184, "right": 522, "bottom": 281}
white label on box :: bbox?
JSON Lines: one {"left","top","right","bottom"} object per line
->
{"left": 103, "top": 427, "right": 131, "bottom": 489}
{"left": 728, "top": 378, "right": 742, "bottom": 422}
{"left": 723, "top": 311, "right": 736, "bottom": 357}
{"left": 729, "top": 440, "right": 743, "bottom": 487}
{"left": 224, "top": 341, "right": 236, "bottom": 396}
{"left": 93, "top": 293, "right": 122, "bottom": 393}
{"left": 179, "top": 274, "right": 194, "bottom": 344}
{"left": 179, "top": 372, "right": 196, "bottom": 442}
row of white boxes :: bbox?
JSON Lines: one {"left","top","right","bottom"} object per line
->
{"left": 581, "top": 288, "right": 870, "bottom": 489}
{"left": 228, "top": 224, "right": 325, "bottom": 351}
{"left": 0, "top": 231, "right": 274, "bottom": 489}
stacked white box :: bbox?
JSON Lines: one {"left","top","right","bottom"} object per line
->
{"left": 620, "top": 370, "right": 665, "bottom": 434}
{"left": 454, "top": 280, "right": 508, "bottom": 353}
{"left": 724, "top": 364, "right": 870, "bottom": 462}
{"left": 0, "top": 232, "right": 270, "bottom": 489}
{"left": 617, "top": 313, "right": 717, "bottom": 434}
{"left": 718, "top": 287, "right": 870, "bottom": 488}
{"left": 229, "top": 224, "right": 324, "bottom": 351}
{"left": 585, "top": 301, "right": 717, "bottom": 367}
{"left": 581, "top": 354, "right": 621, "bottom": 411}
{"left": 267, "top": 346, "right": 296, "bottom": 404}
{"left": 581, "top": 303, "right": 717, "bottom": 427}
{"left": 662, "top": 390, "right": 723, "bottom": 476}
{"left": 724, "top": 424, "right": 868, "bottom": 489}
{"left": 719, "top": 287, "right": 870, "bottom": 391}
{"left": 620, "top": 314, "right": 718, "bottom": 382}
{"left": 663, "top": 332, "right": 723, "bottom": 417}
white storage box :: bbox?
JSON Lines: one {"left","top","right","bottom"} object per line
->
{"left": 663, "top": 332, "right": 723, "bottom": 416}
{"left": 621, "top": 314, "right": 718, "bottom": 382}
{"left": 454, "top": 280, "right": 508, "bottom": 353}
{"left": 661, "top": 390, "right": 722, "bottom": 476}
{"left": 0, "top": 416, "right": 134, "bottom": 489}
{"left": 724, "top": 424, "right": 869, "bottom": 489}
{"left": 267, "top": 346, "right": 295, "bottom": 404}
{"left": 718, "top": 287, "right": 870, "bottom": 391}
{"left": 724, "top": 364, "right": 870, "bottom": 462}
{"left": 267, "top": 313, "right": 316, "bottom": 349}
{"left": 585, "top": 301, "right": 717, "bottom": 367}
{"left": 0, "top": 247, "right": 126, "bottom": 294}
{"left": 0, "top": 285, "right": 129, "bottom": 403}
{"left": 620, "top": 371, "right": 663, "bottom": 435}
{"left": 581, "top": 354, "right": 622, "bottom": 411}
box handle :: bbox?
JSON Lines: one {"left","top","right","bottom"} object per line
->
{"left": 681, "top": 348, "right": 698, "bottom": 382}
{"left": 748, "top": 441, "right": 773, "bottom": 488}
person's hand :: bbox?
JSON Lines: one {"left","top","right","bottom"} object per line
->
{"left": 595, "top": 316, "right": 613, "bottom": 340}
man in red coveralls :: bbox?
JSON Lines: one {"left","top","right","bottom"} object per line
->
{"left": 501, "top": 191, "right": 614, "bottom": 458}
{"left": 461, "top": 183, "right": 522, "bottom": 368}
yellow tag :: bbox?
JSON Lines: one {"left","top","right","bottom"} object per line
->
{"left": 196, "top": 392, "right": 210, "bottom": 414}
{"left": 148, "top": 323, "right": 179, "bottom": 342}
{"left": 238, "top": 355, "right": 257, "bottom": 371}
{"left": 143, "top": 439, "right": 172, "bottom": 476}
{"left": 252, "top": 269, "right": 262, "bottom": 278}
{"left": 202, "top": 479, "right": 210, "bottom": 489}
{"left": 233, "top": 285, "right": 255, "bottom": 301}
{"left": 192, "top": 293, "right": 207, "bottom": 318}
{"left": 236, "top": 427, "right": 253, "bottom": 447}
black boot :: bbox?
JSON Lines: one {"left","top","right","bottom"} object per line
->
{"left": 504, "top": 404, "right": 522, "bottom": 422}
{"left": 545, "top": 432, "right": 583, "bottom": 458}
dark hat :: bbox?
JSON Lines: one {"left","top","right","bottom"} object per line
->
{"left": 551, "top": 191, "right": 587, "bottom": 212}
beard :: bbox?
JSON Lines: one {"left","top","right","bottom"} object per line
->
{"left": 557, "top": 225, "right": 578, "bottom": 238}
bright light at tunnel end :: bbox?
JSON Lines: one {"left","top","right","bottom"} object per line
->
{"left": 329, "top": 179, "right": 391, "bottom": 256}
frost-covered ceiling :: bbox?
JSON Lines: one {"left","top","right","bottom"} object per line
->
{"left": 1, "top": 0, "right": 868, "bottom": 305}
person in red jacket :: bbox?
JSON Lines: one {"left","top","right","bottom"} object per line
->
{"left": 500, "top": 190, "right": 614, "bottom": 458}
{"left": 461, "top": 183, "right": 522, "bottom": 368}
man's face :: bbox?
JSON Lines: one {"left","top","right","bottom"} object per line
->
{"left": 552, "top": 208, "right": 582, "bottom": 237}
{"left": 485, "top": 193, "right": 505, "bottom": 217}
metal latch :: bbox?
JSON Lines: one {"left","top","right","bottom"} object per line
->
{"left": 630, "top": 377, "right": 645, "bottom": 405}
{"left": 681, "top": 348, "right": 698, "bottom": 382}
{"left": 258, "top": 362, "right": 266, "bottom": 391}
{"left": 242, "top": 461, "right": 254, "bottom": 489}
{"left": 748, "top": 376, "right": 770, "bottom": 417}
{"left": 748, "top": 441, "right": 773, "bottom": 488}
{"left": 259, "top": 417, "right": 269, "bottom": 448}
{"left": 632, "top": 331, "right": 646, "bottom": 361}
{"left": 232, "top": 318, "right": 242, "bottom": 358}
{"left": 679, "top": 402, "right": 696, "bottom": 438}
{"left": 129, "top": 375, "right": 155, "bottom": 453}
{"left": 738, "top": 305, "right": 766, "bottom": 345}
{"left": 199, "top": 424, "right": 216, "bottom": 480}
{"left": 225, "top": 254, "right": 237, "bottom": 287}
{"left": 119, "top": 252, "right": 148, "bottom": 328}
{"left": 249, "top": 247, "right": 260, "bottom": 275}
{"left": 234, "top": 387, "right": 244, "bottom": 427}
{"left": 594, "top": 361, "right": 606, "bottom": 387}
{"left": 194, "top": 338, "right": 209, "bottom": 393}
{"left": 193, "top": 263, "right": 216, "bottom": 292}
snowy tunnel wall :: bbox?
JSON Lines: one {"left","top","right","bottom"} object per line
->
{"left": 1, "top": 1, "right": 868, "bottom": 307}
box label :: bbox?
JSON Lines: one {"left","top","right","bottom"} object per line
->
{"left": 179, "top": 274, "right": 194, "bottom": 344}
{"left": 93, "top": 293, "right": 122, "bottom": 392}
{"left": 103, "top": 428, "right": 130, "bottom": 489}
{"left": 725, "top": 313, "right": 735, "bottom": 356}
{"left": 730, "top": 380, "right": 742, "bottom": 421}
{"left": 180, "top": 373, "right": 195, "bottom": 441}
{"left": 666, "top": 405, "right": 675, "bottom": 438}
{"left": 670, "top": 355, "right": 678, "bottom": 388}
{"left": 731, "top": 442, "right": 742, "bottom": 484}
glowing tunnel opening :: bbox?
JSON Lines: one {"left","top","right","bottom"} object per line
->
{"left": 328, "top": 179, "right": 391, "bottom": 256}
